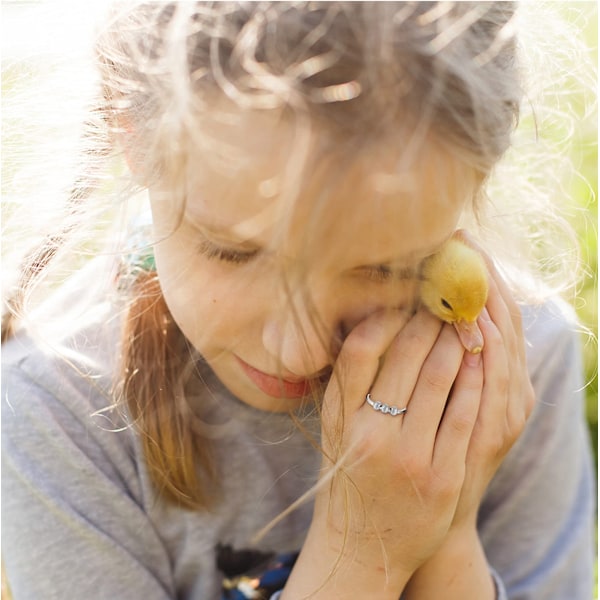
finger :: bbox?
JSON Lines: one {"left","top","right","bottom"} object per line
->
{"left": 434, "top": 350, "right": 483, "bottom": 473}
{"left": 479, "top": 280, "right": 524, "bottom": 371}
{"left": 483, "top": 277, "right": 517, "bottom": 343}
{"left": 330, "top": 309, "right": 410, "bottom": 415}
{"left": 481, "top": 307, "right": 534, "bottom": 433}
{"left": 368, "top": 308, "right": 443, "bottom": 410}
{"left": 485, "top": 262, "right": 522, "bottom": 337}
{"left": 401, "top": 322, "right": 465, "bottom": 453}
{"left": 477, "top": 309, "right": 511, "bottom": 430}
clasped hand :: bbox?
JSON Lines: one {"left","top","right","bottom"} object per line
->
{"left": 307, "top": 249, "right": 535, "bottom": 596}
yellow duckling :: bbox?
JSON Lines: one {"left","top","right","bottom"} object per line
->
{"left": 420, "top": 237, "right": 489, "bottom": 354}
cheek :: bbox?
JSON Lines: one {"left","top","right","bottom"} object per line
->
{"left": 154, "top": 242, "right": 267, "bottom": 351}
{"left": 161, "top": 279, "right": 255, "bottom": 357}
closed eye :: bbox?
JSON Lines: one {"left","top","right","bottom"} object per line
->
{"left": 362, "top": 265, "right": 394, "bottom": 282}
{"left": 197, "top": 238, "right": 260, "bottom": 264}
{"left": 441, "top": 298, "right": 452, "bottom": 310}
{"left": 356, "top": 264, "right": 417, "bottom": 283}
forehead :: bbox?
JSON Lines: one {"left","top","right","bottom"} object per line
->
{"left": 179, "top": 112, "right": 479, "bottom": 267}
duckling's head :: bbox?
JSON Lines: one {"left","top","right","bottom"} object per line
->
{"left": 420, "top": 238, "right": 489, "bottom": 353}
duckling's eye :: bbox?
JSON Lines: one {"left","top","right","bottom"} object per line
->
{"left": 441, "top": 298, "right": 453, "bottom": 310}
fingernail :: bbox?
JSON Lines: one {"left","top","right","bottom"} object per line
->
{"left": 464, "top": 350, "right": 482, "bottom": 367}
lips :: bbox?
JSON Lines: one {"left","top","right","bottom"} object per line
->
{"left": 235, "top": 356, "right": 315, "bottom": 399}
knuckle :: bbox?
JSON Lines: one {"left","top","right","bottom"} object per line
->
{"left": 509, "top": 414, "right": 527, "bottom": 438}
{"left": 422, "top": 365, "right": 454, "bottom": 393}
{"left": 449, "top": 413, "right": 476, "bottom": 437}
{"left": 390, "top": 333, "right": 427, "bottom": 364}
{"left": 392, "top": 329, "right": 432, "bottom": 361}
{"left": 340, "top": 331, "right": 375, "bottom": 364}
{"left": 429, "top": 470, "right": 462, "bottom": 501}
{"left": 398, "top": 453, "right": 428, "bottom": 481}
{"left": 340, "top": 311, "right": 407, "bottom": 364}
{"left": 497, "top": 431, "right": 513, "bottom": 455}
{"left": 510, "top": 304, "right": 524, "bottom": 330}
{"left": 389, "top": 313, "right": 441, "bottom": 356}
{"left": 486, "top": 322, "right": 504, "bottom": 347}
{"left": 524, "top": 383, "right": 536, "bottom": 416}
{"left": 398, "top": 330, "right": 425, "bottom": 353}
{"left": 459, "top": 366, "right": 484, "bottom": 391}
{"left": 350, "top": 433, "right": 376, "bottom": 459}
{"left": 398, "top": 455, "right": 462, "bottom": 502}
{"left": 508, "top": 393, "right": 534, "bottom": 435}
{"left": 484, "top": 431, "right": 509, "bottom": 460}
{"left": 496, "top": 372, "right": 510, "bottom": 396}
{"left": 507, "top": 338, "right": 520, "bottom": 360}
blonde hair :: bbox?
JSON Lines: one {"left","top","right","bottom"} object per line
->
{"left": 2, "top": 2, "right": 596, "bottom": 508}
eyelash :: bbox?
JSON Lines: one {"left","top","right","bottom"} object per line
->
{"left": 361, "top": 265, "right": 416, "bottom": 283}
{"left": 197, "top": 239, "right": 259, "bottom": 264}
{"left": 363, "top": 265, "right": 394, "bottom": 282}
{"left": 197, "top": 236, "right": 414, "bottom": 282}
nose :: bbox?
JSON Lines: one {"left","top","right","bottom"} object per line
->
{"left": 262, "top": 292, "right": 337, "bottom": 378}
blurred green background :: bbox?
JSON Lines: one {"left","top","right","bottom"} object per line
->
{"left": 1, "top": 1, "right": 598, "bottom": 598}
{"left": 564, "top": 3, "right": 598, "bottom": 471}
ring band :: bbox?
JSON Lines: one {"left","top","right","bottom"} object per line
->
{"left": 365, "top": 393, "right": 407, "bottom": 416}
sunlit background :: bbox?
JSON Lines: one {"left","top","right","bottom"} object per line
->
{"left": 1, "top": 1, "right": 598, "bottom": 597}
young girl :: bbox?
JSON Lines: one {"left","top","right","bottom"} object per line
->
{"left": 2, "top": 2, "right": 595, "bottom": 599}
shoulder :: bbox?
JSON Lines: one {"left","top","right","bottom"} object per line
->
{"left": 2, "top": 314, "right": 144, "bottom": 507}
{"left": 482, "top": 296, "right": 589, "bottom": 500}
{"left": 2, "top": 303, "right": 132, "bottom": 454}
{"left": 507, "top": 297, "right": 589, "bottom": 472}
{"left": 3, "top": 308, "right": 119, "bottom": 406}
{"left": 520, "top": 297, "right": 583, "bottom": 385}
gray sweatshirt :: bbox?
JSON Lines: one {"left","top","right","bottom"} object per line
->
{"left": 2, "top": 298, "right": 595, "bottom": 599}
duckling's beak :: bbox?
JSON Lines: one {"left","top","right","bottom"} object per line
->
{"left": 453, "top": 319, "right": 484, "bottom": 354}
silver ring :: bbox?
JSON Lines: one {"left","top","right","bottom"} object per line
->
{"left": 365, "top": 393, "right": 407, "bottom": 416}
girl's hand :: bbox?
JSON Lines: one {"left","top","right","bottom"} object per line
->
{"left": 285, "top": 307, "right": 485, "bottom": 598}
{"left": 402, "top": 240, "right": 536, "bottom": 599}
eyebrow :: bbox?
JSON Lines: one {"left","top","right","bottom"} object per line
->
{"left": 202, "top": 224, "right": 259, "bottom": 245}
{"left": 185, "top": 201, "right": 278, "bottom": 242}
{"left": 184, "top": 211, "right": 264, "bottom": 247}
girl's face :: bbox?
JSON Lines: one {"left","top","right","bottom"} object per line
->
{"left": 150, "top": 117, "right": 479, "bottom": 412}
